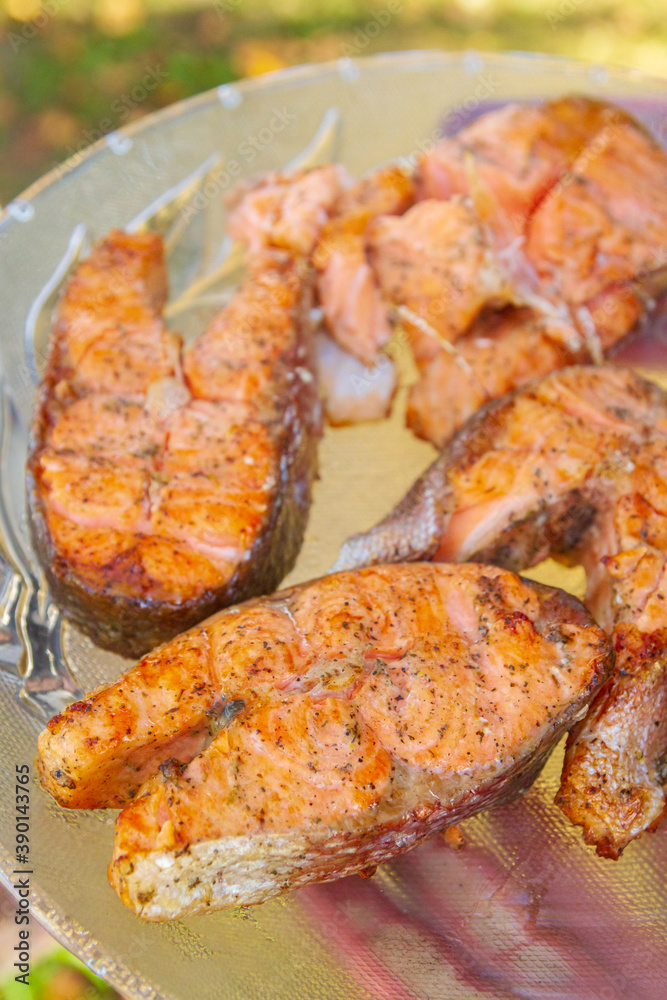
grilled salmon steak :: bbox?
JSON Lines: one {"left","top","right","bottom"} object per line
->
{"left": 388, "top": 97, "right": 667, "bottom": 444}
{"left": 224, "top": 98, "right": 667, "bottom": 442}
{"left": 28, "top": 232, "right": 320, "bottom": 657}
{"left": 417, "top": 96, "right": 632, "bottom": 233}
{"left": 37, "top": 563, "right": 610, "bottom": 918}
{"left": 336, "top": 366, "right": 667, "bottom": 857}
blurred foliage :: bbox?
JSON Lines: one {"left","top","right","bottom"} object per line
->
{"left": 0, "top": 945, "right": 119, "bottom": 1000}
{"left": 0, "top": 0, "right": 665, "bottom": 198}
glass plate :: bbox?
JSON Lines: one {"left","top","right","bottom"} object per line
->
{"left": 1, "top": 50, "right": 666, "bottom": 1000}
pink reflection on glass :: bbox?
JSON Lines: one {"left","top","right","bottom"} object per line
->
{"left": 297, "top": 776, "right": 667, "bottom": 1000}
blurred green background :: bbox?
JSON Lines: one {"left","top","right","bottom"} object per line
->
{"left": 0, "top": 0, "right": 666, "bottom": 203}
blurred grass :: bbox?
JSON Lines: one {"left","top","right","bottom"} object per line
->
{"left": 0, "top": 945, "right": 120, "bottom": 1000}
{"left": 0, "top": 0, "right": 666, "bottom": 202}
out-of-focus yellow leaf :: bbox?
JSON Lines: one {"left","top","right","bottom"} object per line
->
{"left": 37, "top": 108, "right": 80, "bottom": 146}
{"left": 457, "top": 0, "right": 498, "bottom": 14}
{"left": 94, "top": 0, "right": 145, "bottom": 35}
{"left": 235, "top": 41, "right": 287, "bottom": 77}
{"left": 630, "top": 38, "right": 667, "bottom": 75}
{"left": 5, "top": 0, "right": 41, "bottom": 20}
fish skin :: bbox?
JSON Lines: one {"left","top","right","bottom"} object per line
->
{"left": 334, "top": 367, "right": 663, "bottom": 572}
{"left": 558, "top": 625, "right": 667, "bottom": 859}
{"left": 48, "top": 562, "right": 609, "bottom": 919}
{"left": 334, "top": 366, "right": 667, "bottom": 856}
{"left": 28, "top": 233, "right": 320, "bottom": 658}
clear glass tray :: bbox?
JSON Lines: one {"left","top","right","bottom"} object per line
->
{"left": 0, "top": 50, "right": 666, "bottom": 1000}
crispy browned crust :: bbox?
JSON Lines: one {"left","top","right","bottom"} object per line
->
{"left": 110, "top": 738, "right": 579, "bottom": 920}
{"left": 335, "top": 366, "right": 667, "bottom": 860}
{"left": 557, "top": 625, "right": 667, "bottom": 858}
{"left": 104, "top": 570, "right": 612, "bottom": 919}
{"left": 37, "top": 566, "right": 611, "bottom": 816}
{"left": 27, "top": 412, "right": 319, "bottom": 659}
{"left": 27, "top": 241, "right": 321, "bottom": 659}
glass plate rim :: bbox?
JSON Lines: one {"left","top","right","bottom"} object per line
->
{"left": 2, "top": 46, "right": 667, "bottom": 226}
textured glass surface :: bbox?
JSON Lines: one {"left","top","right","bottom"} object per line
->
{"left": 0, "top": 50, "right": 666, "bottom": 1000}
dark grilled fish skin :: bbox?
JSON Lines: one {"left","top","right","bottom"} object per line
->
{"left": 335, "top": 367, "right": 667, "bottom": 572}
{"left": 558, "top": 625, "right": 667, "bottom": 859}
{"left": 334, "top": 366, "right": 667, "bottom": 857}
{"left": 28, "top": 232, "right": 320, "bottom": 658}
{"left": 36, "top": 562, "right": 610, "bottom": 918}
